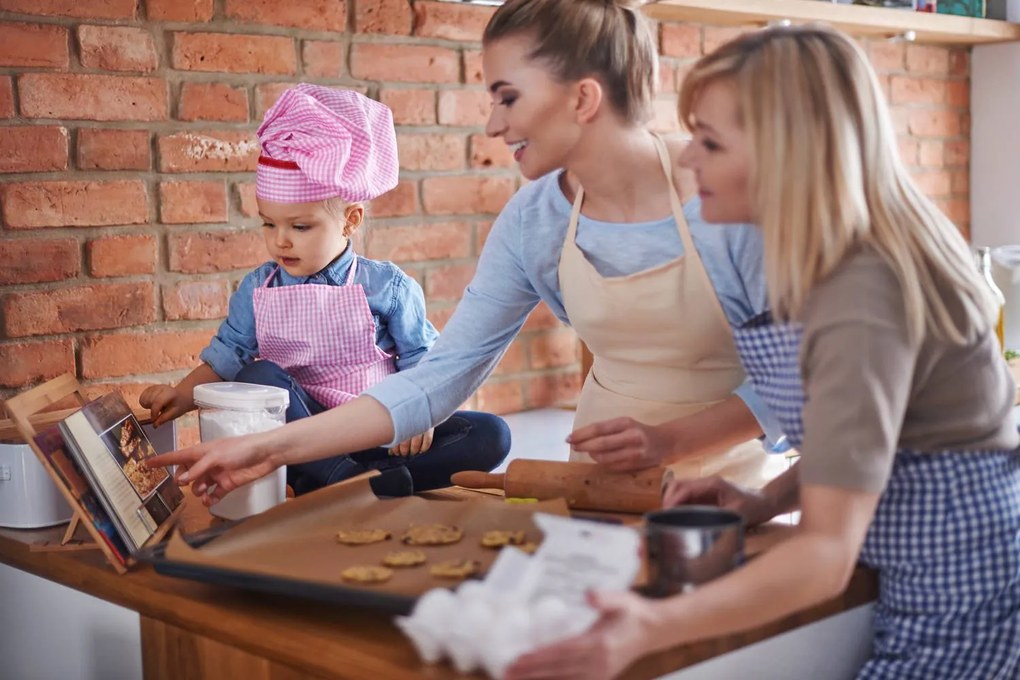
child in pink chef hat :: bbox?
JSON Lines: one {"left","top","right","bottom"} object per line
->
{"left": 141, "top": 84, "right": 510, "bottom": 494}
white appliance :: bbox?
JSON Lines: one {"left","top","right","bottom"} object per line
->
{"left": 992, "top": 245, "right": 1020, "bottom": 353}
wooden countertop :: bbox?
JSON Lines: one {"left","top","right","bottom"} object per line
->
{"left": 0, "top": 489, "right": 877, "bottom": 680}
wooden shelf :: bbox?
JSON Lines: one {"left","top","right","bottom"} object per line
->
{"left": 643, "top": 0, "right": 1020, "bottom": 45}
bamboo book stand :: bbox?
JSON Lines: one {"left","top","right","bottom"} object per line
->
{"left": 2, "top": 373, "right": 181, "bottom": 574}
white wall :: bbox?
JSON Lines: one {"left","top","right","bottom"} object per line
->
{"left": 971, "top": 42, "right": 1020, "bottom": 248}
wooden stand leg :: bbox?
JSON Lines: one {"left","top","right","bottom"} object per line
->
{"left": 62, "top": 512, "right": 81, "bottom": 545}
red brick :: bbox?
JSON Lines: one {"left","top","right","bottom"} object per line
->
{"left": 172, "top": 32, "right": 297, "bottom": 75}
{"left": 350, "top": 44, "right": 458, "bottom": 84}
{"left": 396, "top": 133, "right": 465, "bottom": 171}
{"left": 426, "top": 304, "right": 455, "bottom": 332}
{"left": 464, "top": 49, "right": 484, "bottom": 85}
{"left": 889, "top": 76, "right": 947, "bottom": 105}
{"left": 948, "top": 49, "right": 969, "bottom": 77}
{"left": 944, "top": 140, "right": 969, "bottom": 166}
{"left": 80, "top": 383, "right": 162, "bottom": 414}
{"left": 889, "top": 106, "right": 910, "bottom": 135}
{"left": 437, "top": 89, "right": 489, "bottom": 127}
{"left": 159, "top": 181, "right": 228, "bottom": 224}
{"left": 413, "top": 0, "right": 494, "bottom": 41}
{"left": 867, "top": 41, "right": 904, "bottom": 73}
{"left": 178, "top": 82, "right": 248, "bottom": 122}
{"left": 236, "top": 182, "right": 258, "bottom": 218}
{"left": 0, "top": 77, "right": 12, "bottom": 118}
{"left": 528, "top": 329, "right": 579, "bottom": 370}
{"left": 0, "top": 23, "right": 68, "bottom": 68}
{"left": 947, "top": 80, "right": 969, "bottom": 109}
{"left": 146, "top": 0, "right": 213, "bottom": 21}
{"left": 0, "top": 0, "right": 136, "bottom": 19}
{"left": 87, "top": 234, "right": 157, "bottom": 277}
{"left": 475, "top": 220, "right": 493, "bottom": 252}
{"left": 906, "top": 44, "right": 950, "bottom": 75}
{"left": 523, "top": 302, "right": 563, "bottom": 332}
{"left": 651, "top": 97, "right": 680, "bottom": 133}
{"left": 937, "top": 197, "right": 969, "bottom": 226}
{"left": 78, "top": 25, "right": 157, "bottom": 73}
{"left": 3, "top": 282, "right": 155, "bottom": 337}
{"left": 491, "top": 342, "right": 526, "bottom": 377}
{"left": 302, "top": 40, "right": 344, "bottom": 78}
{"left": 1, "top": 180, "right": 148, "bottom": 229}
{"left": 908, "top": 110, "right": 961, "bottom": 137}
{"left": 898, "top": 137, "right": 919, "bottom": 166}
{"left": 476, "top": 379, "right": 524, "bottom": 415}
{"left": 469, "top": 134, "right": 513, "bottom": 169}
{"left": 913, "top": 170, "right": 952, "bottom": 198}
{"left": 0, "top": 238, "right": 79, "bottom": 285}
{"left": 226, "top": 0, "right": 346, "bottom": 31}
{"left": 369, "top": 180, "right": 418, "bottom": 217}
{"left": 158, "top": 131, "right": 260, "bottom": 173}
{"left": 951, "top": 169, "right": 969, "bottom": 194}
{"left": 77, "top": 129, "right": 150, "bottom": 171}
{"left": 380, "top": 88, "right": 436, "bottom": 126}
{"left": 255, "top": 82, "right": 293, "bottom": 119}
{"left": 19, "top": 73, "right": 167, "bottom": 122}
{"left": 81, "top": 330, "right": 213, "bottom": 379}
{"left": 0, "top": 126, "right": 68, "bottom": 173}
{"left": 918, "top": 140, "right": 944, "bottom": 168}
{"left": 660, "top": 23, "right": 700, "bottom": 58}
{"left": 658, "top": 62, "right": 677, "bottom": 95}
{"left": 0, "top": 340, "right": 75, "bottom": 388}
{"left": 162, "top": 280, "right": 230, "bottom": 321}
{"left": 527, "top": 371, "right": 581, "bottom": 409}
{"left": 425, "top": 263, "right": 476, "bottom": 301}
{"left": 423, "top": 176, "right": 513, "bottom": 215}
{"left": 365, "top": 222, "right": 472, "bottom": 262}
{"left": 168, "top": 230, "right": 265, "bottom": 274}
{"left": 355, "top": 0, "right": 413, "bottom": 35}
{"left": 703, "top": 26, "right": 749, "bottom": 55}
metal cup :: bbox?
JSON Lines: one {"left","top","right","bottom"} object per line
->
{"left": 644, "top": 506, "right": 745, "bottom": 596}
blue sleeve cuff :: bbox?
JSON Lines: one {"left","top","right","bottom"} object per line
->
{"left": 199, "top": 342, "right": 244, "bottom": 382}
{"left": 733, "top": 378, "right": 786, "bottom": 450}
{"left": 362, "top": 374, "right": 434, "bottom": 448}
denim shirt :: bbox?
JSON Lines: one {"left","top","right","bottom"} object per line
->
{"left": 200, "top": 244, "right": 438, "bottom": 380}
{"left": 366, "top": 170, "right": 783, "bottom": 448}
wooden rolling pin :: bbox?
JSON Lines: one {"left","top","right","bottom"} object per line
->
{"left": 451, "top": 459, "right": 672, "bottom": 514}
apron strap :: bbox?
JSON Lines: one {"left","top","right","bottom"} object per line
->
{"left": 343, "top": 255, "right": 358, "bottom": 286}
{"left": 262, "top": 267, "right": 281, "bottom": 287}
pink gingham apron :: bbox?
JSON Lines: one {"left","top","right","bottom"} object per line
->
{"left": 253, "top": 257, "right": 396, "bottom": 408}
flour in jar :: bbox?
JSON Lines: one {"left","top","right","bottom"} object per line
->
{"left": 198, "top": 409, "right": 284, "bottom": 441}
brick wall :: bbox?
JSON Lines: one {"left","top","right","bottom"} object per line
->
{"left": 0, "top": 1, "right": 971, "bottom": 434}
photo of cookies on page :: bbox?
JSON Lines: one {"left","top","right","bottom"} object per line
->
{"left": 103, "top": 417, "right": 168, "bottom": 500}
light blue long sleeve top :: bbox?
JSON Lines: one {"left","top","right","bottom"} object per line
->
{"left": 364, "top": 170, "right": 782, "bottom": 447}
{"left": 200, "top": 244, "right": 439, "bottom": 380}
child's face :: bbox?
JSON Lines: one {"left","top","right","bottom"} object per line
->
{"left": 483, "top": 35, "right": 582, "bottom": 180}
{"left": 678, "top": 80, "right": 754, "bottom": 225}
{"left": 257, "top": 198, "right": 356, "bottom": 277}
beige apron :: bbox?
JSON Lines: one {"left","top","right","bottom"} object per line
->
{"left": 559, "top": 134, "right": 779, "bottom": 488}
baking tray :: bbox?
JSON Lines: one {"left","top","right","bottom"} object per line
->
{"left": 136, "top": 468, "right": 569, "bottom": 614}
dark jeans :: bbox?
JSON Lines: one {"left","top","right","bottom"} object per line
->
{"left": 234, "top": 360, "right": 511, "bottom": 495}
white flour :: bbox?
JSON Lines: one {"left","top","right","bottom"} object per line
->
{"left": 199, "top": 409, "right": 284, "bottom": 441}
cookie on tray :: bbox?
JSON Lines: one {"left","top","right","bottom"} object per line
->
{"left": 430, "top": 559, "right": 480, "bottom": 579}
{"left": 382, "top": 550, "right": 427, "bottom": 568}
{"left": 402, "top": 523, "right": 463, "bottom": 546}
{"left": 336, "top": 528, "right": 391, "bottom": 545}
{"left": 341, "top": 565, "right": 394, "bottom": 584}
{"left": 480, "top": 529, "right": 527, "bottom": 549}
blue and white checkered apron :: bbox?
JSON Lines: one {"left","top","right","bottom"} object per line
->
{"left": 734, "top": 313, "right": 1020, "bottom": 679}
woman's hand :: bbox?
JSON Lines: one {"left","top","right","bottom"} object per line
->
{"left": 504, "top": 590, "right": 666, "bottom": 680}
{"left": 662, "top": 475, "right": 777, "bottom": 527}
{"left": 139, "top": 384, "right": 193, "bottom": 428}
{"left": 389, "top": 427, "right": 434, "bottom": 457}
{"left": 146, "top": 433, "right": 278, "bottom": 506}
{"left": 567, "top": 417, "right": 672, "bottom": 471}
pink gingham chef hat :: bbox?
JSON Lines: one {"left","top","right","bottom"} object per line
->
{"left": 256, "top": 84, "right": 398, "bottom": 203}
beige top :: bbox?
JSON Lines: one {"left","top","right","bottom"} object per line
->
{"left": 799, "top": 247, "right": 1019, "bottom": 493}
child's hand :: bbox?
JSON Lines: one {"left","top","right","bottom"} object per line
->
{"left": 139, "top": 384, "right": 193, "bottom": 428}
{"left": 389, "top": 427, "right": 434, "bottom": 457}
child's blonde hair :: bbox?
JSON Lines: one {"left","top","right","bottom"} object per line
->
{"left": 483, "top": 0, "right": 657, "bottom": 125}
{"left": 680, "top": 24, "right": 994, "bottom": 344}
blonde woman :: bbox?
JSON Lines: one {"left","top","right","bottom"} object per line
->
{"left": 506, "top": 25, "right": 1019, "bottom": 680}
{"left": 149, "top": 1, "right": 787, "bottom": 496}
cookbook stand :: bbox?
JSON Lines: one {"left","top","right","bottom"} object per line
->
{"left": 2, "top": 374, "right": 179, "bottom": 574}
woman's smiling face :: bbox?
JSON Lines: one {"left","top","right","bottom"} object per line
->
{"left": 483, "top": 34, "right": 583, "bottom": 180}
{"left": 678, "top": 79, "right": 754, "bottom": 225}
